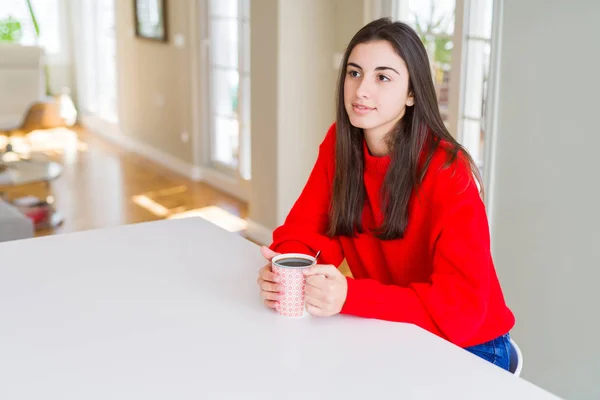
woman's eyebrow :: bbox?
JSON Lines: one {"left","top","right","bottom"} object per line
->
{"left": 347, "top": 62, "right": 399, "bottom": 75}
{"left": 375, "top": 66, "right": 400, "bottom": 75}
{"left": 347, "top": 62, "right": 363, "bottom": 70}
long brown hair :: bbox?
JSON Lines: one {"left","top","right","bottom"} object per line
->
{"left": 328, "top": 17, "right": 483, "bottom": 240}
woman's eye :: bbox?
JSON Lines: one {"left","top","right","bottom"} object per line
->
{"left": 348, "top": 70, "right": 360, "bottom": 78}
{"left": 378, "top": 74, "right": 390, "bottom": 82}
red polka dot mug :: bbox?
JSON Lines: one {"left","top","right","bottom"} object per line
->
{"left": 271, "top": 253, "right": 317, "bottom": 318}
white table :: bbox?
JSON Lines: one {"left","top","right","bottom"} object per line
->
{"left": 0, "top": 218, "right": 560, "bottom": 399}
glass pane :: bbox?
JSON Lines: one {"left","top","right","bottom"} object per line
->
{"left": 212, "top": 115, "right": 239, "bottom": 168}
{"left": 408, "top": 0, "right": 456, "bottom": 36}
{"left": 481, "top": 41, "right": 491, "bottom": 121}
{"left": 241, "top": 0, "right": 250, "bottom": 20}
{"left": 462, "top": 37, "right": 491, "bottom": 174}
{"left": 97, "top": 0, "right": 118, "bottom": 121}
{"left": 428, "top": 39, "right": 453, "bottom": 123}
{"left": 207, "top": 0, "right": 250, "bottom": 176}
{"left": 209, "top": 0, "right": 238, "bottom": 18}
{"left": 405, "top": 0, "right": 455, "bottom": 123}
{"left": 461, "top": 118, "right": 483, "bottom": 168}
{"left": 463, "top": 0, "right": 495, "bottom": 178}
{"left": 211, "top": 68, "right": 239, "bottom": 117}
{"left": 239, "top": 74, "right": 251, "bottom": 179}
{"left": 210, "top": 19, "right": 238, "bottom": 69}
{"left": 463, "top": 39, "right": 489, "bottom": 120}
{"left": 468, "top": 0, "right": 494, "bottom": 38}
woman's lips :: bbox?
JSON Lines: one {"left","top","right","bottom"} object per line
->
{"left": 352, "top": 103, "right": 375, "bottom": 115}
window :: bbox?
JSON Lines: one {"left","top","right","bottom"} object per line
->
{"left": 207, "top": 0, "right": 251, "bottom": 180}
{"left": 394, "top": 0, "right": 495, "bottom": 170}
{"left": 396, "top": 0, "right": 456, "bottom": 124}
{"left": 460, "top": 0, "right": 494, "bottom": 169}
{"left": 0, "top": 0, "right": 62, "bottom": 55}
{"left": 78, "top": 0, "right": 118, "bottom": 122}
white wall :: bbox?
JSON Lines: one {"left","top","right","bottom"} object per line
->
{"left": 248, "top": 0, "right": 360, "bottom": 243}
{"left": 490, "top": 1, "right": 600, "bottom": 398}
{"left": 248, "top": 0, "right": 280, "bottom": 235}
{"left": 276, "top": 0, "right": 337, "bottom": 224}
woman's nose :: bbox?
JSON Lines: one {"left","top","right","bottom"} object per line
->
{"left": 356, "top": 78, "right": 372, "bottom": 99}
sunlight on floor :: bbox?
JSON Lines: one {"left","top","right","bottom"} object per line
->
{"left": 27, "top": 127, "right": 80, "bottom": 152}
{"left": 131, "top": 195, "right": 170, "bottom": 217}
{"left": 131, "top": 190, "right": 247, "bottom": 233}
{"left": 1, "top": 128, "right": 86, "bottom": 161}
{"left": 168, "top": 205, "right": 248, "bottom": 232}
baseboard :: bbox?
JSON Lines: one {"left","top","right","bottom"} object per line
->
{"left": 81, "top": 115, "right": 201, "bottom": 181}
{"left": 82, "top": 116, "right": 251, "bottom": 203}
{"left": 199, "top": 167, "right": 249, "bottom": 202}
{"left": 245, "top": 219, "right": 273, "bottom": 246}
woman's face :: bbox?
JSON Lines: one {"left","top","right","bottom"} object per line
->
{"left": 344, "top": 40, "right": 414, "bottom": 139}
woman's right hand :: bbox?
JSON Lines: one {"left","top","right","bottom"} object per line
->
{"left": 257, "top": 246, "right": 282, "bottom": 309}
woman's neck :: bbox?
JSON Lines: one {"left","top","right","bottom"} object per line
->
{"left": 364, "top": 128, "right": 390, "bottom": 157}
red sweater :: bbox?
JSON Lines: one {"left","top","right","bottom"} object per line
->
{"left": 270, "top": 123, "right": 515, "bottom": 348}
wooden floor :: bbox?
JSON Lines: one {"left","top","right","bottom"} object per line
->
{"left": 2, "top": 127, "right": 353, "bottom": 276}
{"left": 1, "top": 127, "right": 250, "bottom": 241}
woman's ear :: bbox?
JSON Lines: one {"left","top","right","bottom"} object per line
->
{"left": 406, "top": 92, "right": 415, "bottom": 107}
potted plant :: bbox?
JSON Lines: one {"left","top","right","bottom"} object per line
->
{"left": 0, "top": 16, "right": 23, "bottom": 43}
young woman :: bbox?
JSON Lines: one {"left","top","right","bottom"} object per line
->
{"left": 256, "top": 18, "right": 515, "bottom": 370}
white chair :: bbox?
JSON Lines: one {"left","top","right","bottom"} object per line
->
{"left": 509, "top": 337, "right": 523, "bottom": 376}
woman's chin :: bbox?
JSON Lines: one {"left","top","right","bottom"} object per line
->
{"left": 348, "top": 116, "right": 376, "bottom": 130}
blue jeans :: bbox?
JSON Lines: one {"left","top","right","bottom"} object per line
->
{"left": 464, "top": 333, "right": 512, "bottom": 371}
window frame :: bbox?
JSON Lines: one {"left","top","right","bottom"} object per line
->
{"left": 0, "top": 0, "right": 70, "bottom": 65}
{"left": 206, "top": 0, "right": 251, "bottom": 181}
{"left": 385, "top": 0, "right": 497, "bottom": 174}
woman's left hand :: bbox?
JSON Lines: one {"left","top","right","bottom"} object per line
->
{"left": 303, "top": 265, "right": 348, "bottom": 317}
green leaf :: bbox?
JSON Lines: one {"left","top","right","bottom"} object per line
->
{"left": 25, "top": 0, "right": 40, "bottom": 38}
{"left": 0, "top": 16, "right": 23, "bottom": 43}
{"left": 434, "top": 36, "right": 452, "bottom": 65}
